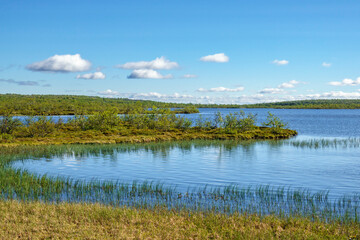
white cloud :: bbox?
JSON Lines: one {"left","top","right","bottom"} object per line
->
{"left": 322, "top": 62, "right": 332, "bottom": 67}
{"left": 328, "top": 78, "right": 360, "bottom": 86}
{"left": 26, "top": 54, "right": 91, "bottom": 72}
{"left": 197, "top": 86, "right": 244, "bottom": 92}
{"left": 200, "top": 53, "right": 229, "bottom": 63}
{"left": 183, "top": 74, "right": 197, "bottom": 78}
{"left": 128, "top": 69, "right": 172, "bottom": 79}
{"left": 98, "top": 89, "right": 120, "bottom": 96}
{"left": 258, "top": 88, "right": 285, "bottom": 94}
{"left": 97, "top": 89, "right": 360, "bottom": 104}
{"left": 76, "top": 72, "right": 106, "bottom": 79}
{"left": 306, "top": 91, "right": 360, "bottom": 99}
{"left": 278, "top": 80, "right": 300, "bottom": 89}
{"left": 116, "top": 56, "right": 179, "bottom": 70}
{"left": 136, "top": 92, "right": 193, "bottom": 99}
{"left": 272, "top": 59, "right": 289, "bottom": 65}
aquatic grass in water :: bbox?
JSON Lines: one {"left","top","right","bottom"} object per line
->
{"left": 0, "top": 143, "right": 359, "bottom": 224}
{"left": 256, "top": 137, "right": 360, "bottom": 149}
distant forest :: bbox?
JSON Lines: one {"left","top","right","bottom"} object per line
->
{"left": 236, "top": 99, "right": 360, "bottom": 109}
{"left": 0, "top": 94, "right": 198, "bottom": 115}
{"left": 1, "top": 94, "right": 360, "bottom": 115}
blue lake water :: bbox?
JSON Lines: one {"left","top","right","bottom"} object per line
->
{"left": 12, "top": 108, "right": 360, "bottom": 197}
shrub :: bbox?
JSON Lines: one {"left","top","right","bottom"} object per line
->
{"left": 84, "top": 110, "right": 121, "bottom": 132}
{"left": 262, "top": 112, "right": 287, "bottom": 132}
{"left": 222, "top": 111, "right": 257, "bottom": 132}
{"left": 0, "top": 115, "right": 21, "bottom": 134}
{"left": 25, "top": 117, "right": 56, "bottom": 137}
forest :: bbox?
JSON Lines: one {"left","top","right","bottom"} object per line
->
{"left": 235, "top": 99, "right": 360, "bottom": 109}
{"left": 1, "top": 95, "right": 360, "bottom": 116}
{"left": 0, "top": 94, "right": 199, "bottom": 115}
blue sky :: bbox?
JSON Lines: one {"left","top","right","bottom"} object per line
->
{"left": 1, "top": 0, "right": 360, "bottom": 103}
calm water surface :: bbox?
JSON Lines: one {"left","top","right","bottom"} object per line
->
{"left": 12, "top": 109, "right": 360, "bottom": 197}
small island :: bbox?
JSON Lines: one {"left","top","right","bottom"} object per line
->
{"left": 0, "top": 108, "right": 296, "bottom": 146}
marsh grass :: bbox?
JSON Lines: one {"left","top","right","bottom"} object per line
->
{"left": 284, "top": 137, "right": 360, "bottom": 149}
{"left": 2, "top": 200, "right": 359, "bottom": 239}
{"left": 0, "top": 143, "right": 359, "bottom": 225}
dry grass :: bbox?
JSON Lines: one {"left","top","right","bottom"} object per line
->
{"left": 0, "top": 201, "right": 359, "bottom": 239}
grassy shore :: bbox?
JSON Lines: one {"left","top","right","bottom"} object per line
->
{"left": 1, "top": 200, "right": 359, "bottom": 239}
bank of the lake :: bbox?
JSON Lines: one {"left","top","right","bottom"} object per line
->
{"left": 1, "top": 200, "right": 359, "bottom": 239}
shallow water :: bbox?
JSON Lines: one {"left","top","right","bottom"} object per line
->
{"left": 12, "top": 109, "right": 360, "bottom": 197}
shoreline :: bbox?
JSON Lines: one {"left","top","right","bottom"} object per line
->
{"left": 0, "top": 200, "right": 358, "bottom": 239}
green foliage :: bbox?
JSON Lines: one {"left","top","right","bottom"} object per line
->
{"left": 0, "top": 110, "right": 293, "bottom": 142}
{"left": 222, "top": 111, "right": 257, "bottom": 132}
{"left": 24, "top": 117, "right": 57, "bottom": 137}
{"left": 122, "top": 108, "right": 192, "bottom": 131}
{"left": 173, "top": 105, "right": 200, "bottom": 114}
{"left": 262, "top": 112, "right": 287, "bottom": 132}
{"left": 0, "top": 94, "right": 199, "bottom": 115}
{"left": 84, "top": 110, "right": 121, "bottom": 132}
{"left": 237, "top": 99, "right": 360, "bottom": 109}
{"left": 0, "top": 115, "right": 21, "bottom": 134}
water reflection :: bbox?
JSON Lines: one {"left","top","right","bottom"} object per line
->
{"left": 13, "top": 139, "right": 360, "bottom": 197}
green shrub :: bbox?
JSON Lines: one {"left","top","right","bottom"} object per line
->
{"left": 222, "top": 111, "right": 257, "bottom": 132}
{"left": 25, "top": 117, "right": 56, "bottom": 137}
{"left": 0, "top": 115, "right": 21, "bottom": 134}
{"left": 262, "top": 112, "right": 287, "bottom": 132}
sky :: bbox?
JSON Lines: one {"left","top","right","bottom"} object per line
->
{"left": 1, "top": 0, "right": 360, "bottom": 104}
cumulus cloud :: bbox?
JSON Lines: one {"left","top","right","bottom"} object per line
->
{"left": 96, "top": 88, "right": 360, "bottom": 104}
{"left": 278, "top": 80, "right": 300, "bottom": 89}
{"left": 26, "top": 54, "right": 91, "bottom": 72}
{"left": 328, "top": 78, "right": 360, "bottom": 86}
{"left": 197, "top": 86, "right": 244, "bottom": 92}
{"left": 97, "top": 90, "right": 193, "bottom": 101}
{"left": 128, "top": 69, "right": 172, "bottom": 79}
{"left": 116, "top": 56, "right": 179, "bottom": 70}
{"left": 76, "top": 72, "right": 106, "bottom": 79}
{"left": 306, "top": 91, "right": 360, "bottom": 99}
{"left": 272, "top": 59, "right": 289, "bottom": 65}
{"left": 200, "top": 53, "right": 229, "bottom": 63}
{"left": 98, "top": 89, "right": 120, "bottom": 96}
{"left": 258, "top": 88, "right": 285, "bottom": 94}
{"left": 258, "top": 80, "right": 300, "bottom": 94}
{"left": 183, "top": 74, "right": 197, "bottom": 78}
{"left": 322, "top": 62, "right": 332, "bottom": 67}
{"left": 0, "top": 78, "right": 39, "bottom": 86}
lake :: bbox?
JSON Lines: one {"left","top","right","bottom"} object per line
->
{"left": 12, "top": 108, "right": 360, "bottom": 197}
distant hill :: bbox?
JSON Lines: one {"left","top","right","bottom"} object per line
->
{"left": 0, "top": 94, "right": 198, "bottom": 115}
{"left": 1, "top": 94, "right": 359, "bottom": 115}
{"left": 235, "top": 99, "right": 360, "bottom": 109}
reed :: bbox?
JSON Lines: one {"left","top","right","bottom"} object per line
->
{"left": 0, "top": 143, "right": 359, "bottom": 225}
